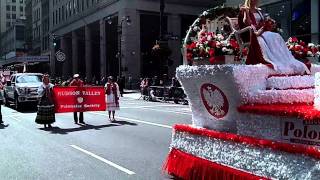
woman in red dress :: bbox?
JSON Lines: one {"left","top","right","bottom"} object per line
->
{"left": 238, "top": 0, "right": 310, "bottom": 74}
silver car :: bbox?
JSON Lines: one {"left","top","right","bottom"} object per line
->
{"left": 3, "top": 73, "right": 43, "bottom": 110}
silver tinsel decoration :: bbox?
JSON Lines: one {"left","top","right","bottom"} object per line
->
{"left": 171, "top": 131, "right": 320, "bottom": 179}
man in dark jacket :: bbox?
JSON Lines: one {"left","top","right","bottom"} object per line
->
{"left": 69, "top": 74, "right": 85, "bottom": 124}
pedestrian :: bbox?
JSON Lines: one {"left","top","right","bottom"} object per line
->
{"left": 105, "top": 76, "right": 120, "bottom": 122}
{"left": 69, "top": 74, "right": 85, "bottom": 124}
{"left": 0, "top": 79, "right": 4, "bottom": 124}
{"left": 117, "top": 76, "right": 124, "bottom": 97}
{"left": 100, "top": 76, "right": 106, "bottom": 86}
{"left": 35, "top": 74, "right": 55, "bottom": 128}
{"left": 128, "top": 75, "right": 132, "bottom": 90}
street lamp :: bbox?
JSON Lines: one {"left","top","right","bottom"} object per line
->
{"left": 105, "top": 16, "right": 131, "bottom": 77}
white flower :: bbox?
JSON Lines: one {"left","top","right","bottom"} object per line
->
{"left": 222, "top": 47, "right": 228, "bottom": 52}
{"left": 308, "top": 43, "right": 315, "bottom": 47}
{"left": 216, "top": 42, "right": 221, "bottom": 48}
{"left": 207, "top": 35, "right": 213, "bottom": 41}
{"left": 202, "top": 11, "right": 209, "bottom": 16}
{"left": 307, "top": 51, "right": 314, "bottom": 56}
{"left": 217, "top": 34, "right": 224, "bottom": 41}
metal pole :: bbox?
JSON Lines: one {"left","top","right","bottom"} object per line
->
{"left": 118, "top": 19, "right": 124, "bottom": 78}
{"left": 119, "top": 26, "right": 121, "bottom": 78}
{"left": 160, "top": 0, "right": 165, "bottom": 40}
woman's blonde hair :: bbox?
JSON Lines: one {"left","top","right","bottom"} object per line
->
{"left": 244, "top": 0, "right": 252, "bottom": 8}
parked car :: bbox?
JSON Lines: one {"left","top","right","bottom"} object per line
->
{"left": 3, "top": 73, "right": 43, "bottom": 110}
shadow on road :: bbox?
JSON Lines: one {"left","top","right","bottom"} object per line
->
{"left": 112, "top": 120, "right": 137, "bottom": 126}
{"left": 0, "top": 124, "right": 9, "bottom": 129}
{"left": 39, "top": 120, "right": 138, "bottom": 134}
{"left": 40, "top": 124, "right": 119, "bottom": 134}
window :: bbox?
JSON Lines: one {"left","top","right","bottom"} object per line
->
{"left": 55, "top": 10, "right": 58, "bottom": 24}
{"left": 53, "top": 11, "right": 55, "bottom": 25}
{"left": 12, "top": 14, "right": 16, "bottom": 19}
{"left": 59, "top": 8, "right": 61, "bottom": 22}
{"left": 12, "top": 0, "right": 16, "bottom": 3}
{"left": 6, "top": 13, "right": 11, "bottom": 19}
{"left": 6, "top": 5, "right": 10, "bottom": 11}
{"left": 12, "top": 6, "right": 16, "bottom": 11}
{"left": 6, "top": 22, "right": 11, "bottom": 28}
{"left": 16, "top": 26, "right": 25, "bottom": 40}
{"left": 73, "top": 0, "right": 75, "bottom": 14}
{"left": 20, "top": 0, "right": 23, "bottom": 3}
{"left": 77, "top": 0, "right": 79, "bottom": 13}
{"left": 82, "top": 0, "right": 84, "bottom": 11}
{"left": 16, "top": 75, "right": 42, "bottom": 83}
{"left": 20, "top": 6, "right": 23, "bottom": 12}
{"left": 62, "top": 5, "right": 65, "bottom": 21}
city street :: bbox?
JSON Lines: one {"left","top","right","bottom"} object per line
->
{"left": 0, "top": 92, "right": 191, "bottom": 180}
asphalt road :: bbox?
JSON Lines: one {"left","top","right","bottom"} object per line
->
{"left": 0, "top": 92, "right": 191, "bottom": 180}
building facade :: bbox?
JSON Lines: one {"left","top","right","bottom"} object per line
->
{"left": 0, "top": 0, "right": 26, "bottom": 34}
{"left": 25, "top": 0, "right": 33, "bottom": 53}
{"left": 31, "top": 0, "right": 42, "bottom": 54}
{"left": 225, "top": 0, "right": 320, "bottom": 43}
{"left": 49, "top": 0, "right": 223, "bottom": 83}
{"left": 0, "top": 19, "right": 26, "bottom": 63}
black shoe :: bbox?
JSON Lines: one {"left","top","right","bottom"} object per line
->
{"left": 48, "top": 124, "right": 52, "bottom": 128}
{"left": 0, "top": 121, "right": 3, "bottom": 124}
{"left": 79, "top": 121, "right": 85, "bottom": 124}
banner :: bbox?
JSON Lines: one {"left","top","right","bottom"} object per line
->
{"left": 281, "top": 119, "right": 320, "bottom": 146}
{"left": 53, "top": 86, "right": 106, "bottom": 113}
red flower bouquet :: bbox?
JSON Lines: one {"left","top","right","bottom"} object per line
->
{"left": 185, "top": 26, "right": 243, "bottom": 65}
{"left": 286, "top": 37, "right": 320, "bottom": 61}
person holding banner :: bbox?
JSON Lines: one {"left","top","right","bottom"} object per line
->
{"left": 70, "top": 74, "right": 85, "bottom": 124}
{"left": 35, "top": 74, "right": 55, "bottom": 128}
{"left": 105, "top": 76, "right": 120, "bottom": 122}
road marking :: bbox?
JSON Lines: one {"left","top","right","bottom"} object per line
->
{"left": 119, "top": 105, "right": 186, "bottom": 109}
{"left": 89, "top": 112, "right": 172, "bottom": 129}
{"left": 70, "top": 145, "right": 136, "bottom": 175}
{"left": 121, "top": 103, "right": 185, "bottom": 108}
{"left": 139, "top": 107, "right": 192, "bottom": 115}
{"left": 7, "top": 115, "right": 23, "bottom": 120}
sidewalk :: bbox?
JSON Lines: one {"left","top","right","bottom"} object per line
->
{"left": 123, "top": 89, "right": 142, "bottom": 99}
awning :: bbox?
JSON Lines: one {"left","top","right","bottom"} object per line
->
{"left": 0, "top": 56, "right": 49, "bottom": 67}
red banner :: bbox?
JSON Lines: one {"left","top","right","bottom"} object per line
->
{"left": 53, "top": 86, "right": 106, "bottom": 113}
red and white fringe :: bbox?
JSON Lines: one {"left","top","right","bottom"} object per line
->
{"left": 163, "top": 148, "right": 268, "bottom": 180}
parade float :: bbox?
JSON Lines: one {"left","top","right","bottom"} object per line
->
{"left": 163, "top": 7, "right": 320, "bottom": 179}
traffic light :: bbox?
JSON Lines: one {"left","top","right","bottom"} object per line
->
{"left": 50, "top": 33, "right": 60, "bottom": 51}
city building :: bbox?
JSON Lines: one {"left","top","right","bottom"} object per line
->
{"left": 225, "top": 0, "right": 320, "bottom": 43}
{"left": 0, "top": 19, "right": 26, "bottom": 66}
{"left": 0, "top": 0, "right": 26, "bottom": 34}
{"left": 40, "top": 0, "right": 50, "bottom": 56}
{"left": 31, "top": 0, "right": 42, "bottom": 54}
{"left": 25, "top": 0, "right": 33, "bottom": 54}
{"left": 49, "top": 0, "right": 224, "bottom": 83}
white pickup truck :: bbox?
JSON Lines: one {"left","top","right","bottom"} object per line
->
{"left": 3, "top": 73, "right": 43, "bottom": 110}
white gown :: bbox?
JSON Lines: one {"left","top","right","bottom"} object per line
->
{"left": 105, "top": 83, "right": 120, "bottom": 111}
{"left": 254, "top": 13, "right": 310, "bottom": 74}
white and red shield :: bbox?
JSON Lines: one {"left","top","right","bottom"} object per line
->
{"left": 200, "top": 83, "right": 229, "bottom": 119}
{"left": 77, "top": 97, "right": 84, "bottom": 104}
